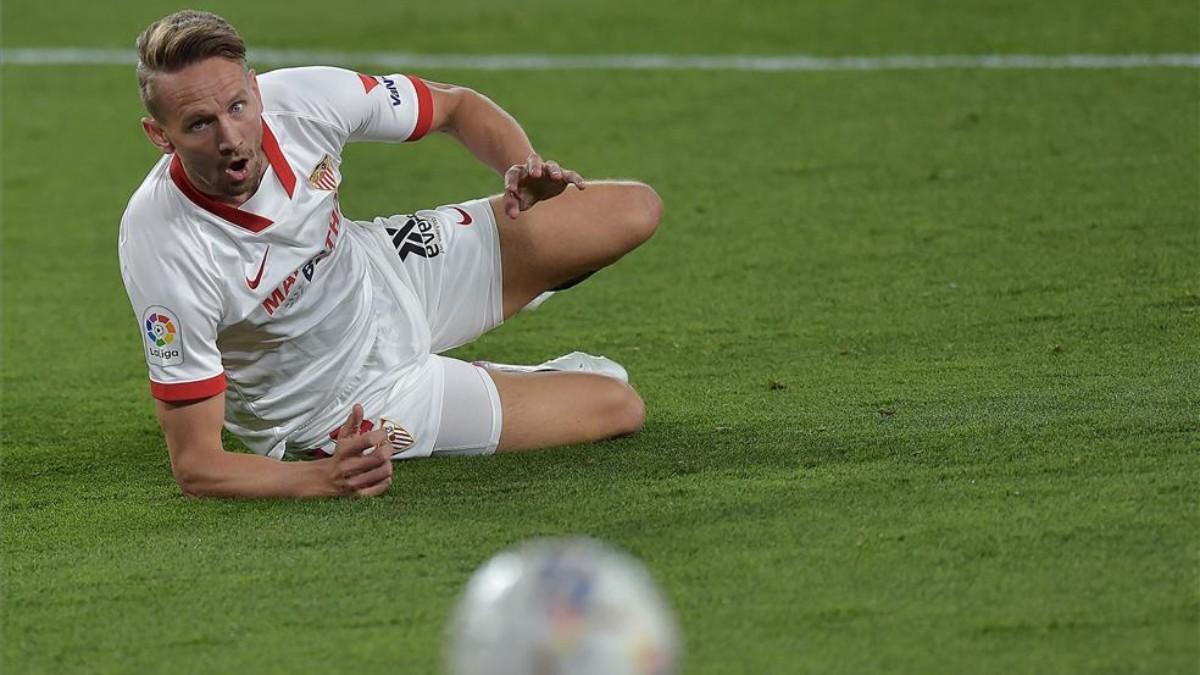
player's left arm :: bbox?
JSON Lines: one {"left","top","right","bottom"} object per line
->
{"left": 424, "top": 81, "right": 587, "bottom": 219}
{"left": 279, "top": 67, "right": 582, "bottom": 218}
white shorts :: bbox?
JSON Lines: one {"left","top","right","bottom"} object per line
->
{"left": 433, "top": 355, "right": 503, "bottom": 456}
{"left": 375, "top": 198, "right": 505, "bottom": 353}
{"left": 287, "top": 199, "right": 505, "bottom": 460}
{"left": 373, "top": 198, "right": 505, "bottom": 457}
{"left": 290, "top": 355, "right": 502, "bottom": 459}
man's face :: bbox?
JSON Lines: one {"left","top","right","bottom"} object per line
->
{"left": 142, "top": 57, "right": 265, "bottom": 206}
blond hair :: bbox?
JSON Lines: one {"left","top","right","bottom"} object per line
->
{"left": 135, "top": 10, "right": 246, "bottom": 118}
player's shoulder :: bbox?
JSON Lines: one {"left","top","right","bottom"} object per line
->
{"left": 119, "top": 158, "right": 209, "bottom": 271}
{"left": 120, "top": 156, "right": 181, "bottom": 239}
{"left": 258, "top": 66, "right": 372, "bottom": 121}
{"left": 259, "top": 65, "right": 361, "bottom": 90}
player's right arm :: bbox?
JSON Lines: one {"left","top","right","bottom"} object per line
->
{"left": 158, "top": 397, "right": 394, "bottom": 499}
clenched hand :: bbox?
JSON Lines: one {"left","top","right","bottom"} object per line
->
{"left": 324, "top": 403, "right": 393, "bottom": 497}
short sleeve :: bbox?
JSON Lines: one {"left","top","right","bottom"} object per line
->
{"left": 119, "top": 235, "right": 226, "bottom": 403}
{"left": 259, "top": 66, "right": 434, "bottom": 145}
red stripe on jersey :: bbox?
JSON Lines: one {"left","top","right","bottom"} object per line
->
{"left": 261, "top": 121, "right": 296, "bottom": 198}
{"left": 167, "top": 118, "right": 298, "bottom": 232}
{"left": 169, "top": 156, "right": 275, "bottom": 232}
{"left": 149, "top": 373, "right": 227, "bottom": 402}
{"left": 405, "top": 75, "right": 433, "bottom": 142}
{"left": 357, "top": 72, "right": 380, "bottom": 94}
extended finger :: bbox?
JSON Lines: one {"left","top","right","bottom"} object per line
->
{"left": 504, "top": 165, "right": 523, "bottom": 195}
{"left": 336, "top": 427, "right": 381, "bottom": 459}
{"left": 563, "top": 170, "right": 586, "bottom": 189}
{"left": 338, "top": 403, "right": 363, "bottom": 440}
{"left": 340, "top": 427, "right": 386, "bottom": 466}
{"left": 526, "top": 153, "right": 543, "bottom": 178}
{"left": 359, "top": 429, "right": 388, "bottom": 456}
{"left": 503, "top": 168, "right": 524, "bottom": 219}
{"left": 503, "top": 192, "right": 522, "bottom": 219}
{"left": 332, "top": 406, "right": 368, "bottom": 457}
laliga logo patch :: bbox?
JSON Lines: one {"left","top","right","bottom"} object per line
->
{"left": 307, "top": 154, "right": 339, "bottom": 191}
{"left": 142, "top": 306, "right": 184, "bottom": 366}
{"left": 381, "top": 418, "right": 415, "bottom": 453}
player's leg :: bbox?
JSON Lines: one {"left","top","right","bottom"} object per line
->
{"left": 367, "top": 199, "right": 505, "bottom": 354}
{"left": 431, "top": 357, "right": 644, "bottom": 457}
{"left": 488, "top": 369, "right": 645, "bottom": 452}
{"left": 490, "top": 180, "right": 662, "bottom": 318}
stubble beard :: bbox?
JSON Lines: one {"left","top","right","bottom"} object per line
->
{"left": 222, "top": 154, "right": 267, "bottom": 204}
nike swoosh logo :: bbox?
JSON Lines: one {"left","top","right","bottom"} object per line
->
{"left": 450, "top": 206, "right": 473, "bottom": 225}
{"left": 246, "top": 246, "right": 270, "bottom": 290}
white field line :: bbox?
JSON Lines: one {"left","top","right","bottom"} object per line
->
{"left": 1, "top": 47, "right": 1198, "bottom": 71}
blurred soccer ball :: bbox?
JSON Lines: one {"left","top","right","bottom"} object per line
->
{"left": 446, "top": 538, "right": 681, "bottom": 675}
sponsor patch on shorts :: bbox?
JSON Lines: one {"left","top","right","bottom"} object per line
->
{"left": 386, "top": 214, "right": 443, "bottom": 261}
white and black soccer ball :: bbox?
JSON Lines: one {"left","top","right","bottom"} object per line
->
{"left": 446, "top": 537, "right": 681, "bottom": 675}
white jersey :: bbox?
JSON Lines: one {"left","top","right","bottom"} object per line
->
{"left": 119, "top": 66, "right": 444, "bottom": 460}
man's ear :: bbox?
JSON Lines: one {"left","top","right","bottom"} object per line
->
{"left": 141, "top": 117, "right": 174, "bottom": 154}
{"left": 249, "top": 69, "right": 263, "bottom": 108}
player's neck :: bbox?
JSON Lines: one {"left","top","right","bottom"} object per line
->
{"left": 183, "top": 162, "right": 266, "bottom": 209}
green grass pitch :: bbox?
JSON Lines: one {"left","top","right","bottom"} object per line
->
{"left": 3, "top": 1, "right": 1198, "bottom": 672}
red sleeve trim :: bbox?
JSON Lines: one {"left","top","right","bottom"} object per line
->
{"left": 357, "top": 72, "right": 380, "bottom": 94}
{"left": 150, "top": 374, "right": 227, "bottom": 402}
{"left": 405, "top": 75, "right": 433, "bottom": 142}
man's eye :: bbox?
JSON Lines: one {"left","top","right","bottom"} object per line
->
{"left": 230, "top": 102, "right": 245, "bottom": 114}
{"left": 189, "top": 120, "right": 209, "bottom": 132}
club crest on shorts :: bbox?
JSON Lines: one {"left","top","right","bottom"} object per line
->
{"left": 381, "top": 418, "right": 415, "bottom": 452}
{"left": 307, "top": 154, "right": 339, "bottom": 191}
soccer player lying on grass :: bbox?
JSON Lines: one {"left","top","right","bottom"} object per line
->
{"left": 119, "top": 11, "right": 661, "bottom": 498}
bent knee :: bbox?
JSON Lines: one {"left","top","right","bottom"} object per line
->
{"left": 599, "top": 379, "right": 645, "bottom": 438}
{"left": 619, "top": 387, "right": 647, "bottom": 436}
{"left": 619, "top": 182, "right": 663, "bottom": 249}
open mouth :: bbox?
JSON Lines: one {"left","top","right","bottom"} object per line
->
{"left": 225, "top": 158, "right": 250, "bottom": 183}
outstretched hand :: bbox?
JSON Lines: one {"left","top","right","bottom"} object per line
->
{"left": 325, "top": 403, "right": 393, "bottom": 497}
{"left": 503, "top": 153, "right": 586, "bottom": 219}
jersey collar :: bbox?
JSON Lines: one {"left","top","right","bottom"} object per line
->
{"left": 168, "top": 118, "right": 297, "bottom": 233}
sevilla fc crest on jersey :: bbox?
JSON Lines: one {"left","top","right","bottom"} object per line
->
{"left": 307, "top": 155, "right": 339, "bottom": 191}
